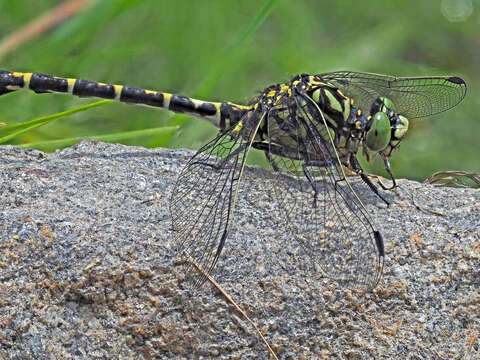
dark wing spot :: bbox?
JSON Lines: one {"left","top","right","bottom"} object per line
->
{"left": 447, "top": 76, "right": 466, "bottom": 85}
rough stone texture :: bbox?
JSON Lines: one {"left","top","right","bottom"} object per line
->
{"left": 0, "top": 140, "right": 478, "bottom": 359}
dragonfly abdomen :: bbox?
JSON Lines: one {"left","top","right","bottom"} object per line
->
{"left": 0, "top": 70, "right": 250, "bottom": 129}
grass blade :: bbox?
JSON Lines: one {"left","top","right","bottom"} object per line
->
{"left": 0, "top": 100, "right": 111, "bottom": 144}
{"left": 167, "top": 0, "right": 279, "bottom": 128}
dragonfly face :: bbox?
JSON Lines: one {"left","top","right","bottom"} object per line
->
{"left": 364, "top": 96, "right": 410, "bottom": 161}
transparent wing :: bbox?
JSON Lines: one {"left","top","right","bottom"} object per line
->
{"left": 264, "top": 92, "right": 384, "bottom": 290}
{"left": 320, "top": 71, "right": 467, "bottom": 119}
{"left": 169, "top": 112, "right": 262, "bottom": 287}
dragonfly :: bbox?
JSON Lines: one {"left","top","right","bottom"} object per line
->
{"left": 0, "top": 70, "right": 467, "bottom": 290}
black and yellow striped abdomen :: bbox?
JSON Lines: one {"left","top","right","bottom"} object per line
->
{"left": 0, "top": 70, "right": 250, "bottom": 129}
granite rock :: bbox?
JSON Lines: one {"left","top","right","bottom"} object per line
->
{"left": 0, "top": 140, "right": 479, "bottom": 359}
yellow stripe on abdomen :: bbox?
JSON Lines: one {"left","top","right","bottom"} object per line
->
{"left": 67, "top": 78, "right": 76, "bottom": 94}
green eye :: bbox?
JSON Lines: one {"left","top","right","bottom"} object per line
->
{"left": 370, "top": 96, "right": 396, "bottom": 114}
{"left": 379, "top": 96, "right": 396, "bottom": 112}
{"left": 366, "top": 112, "right": 391, "bottom": 152}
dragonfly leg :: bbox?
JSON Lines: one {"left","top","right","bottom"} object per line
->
{"left": 263, "top": 150, "right": 281, "bottom": 172}
{"left": 350, "top": 154, "right": 390, "bottom": 206}
{"left": 253, "top": 141, "right": 304, "bottom": 172}
{"left": 377, "top": 158, "right": 398, "bottom": 190}
{"left": 302, "top": 162, "right": 321, "bottom": 208}
{"left": 252, "top": 142, "right": 282, "bottom": 171}
{"left": 253, "top": 141, "right": 303, "bottom": 160}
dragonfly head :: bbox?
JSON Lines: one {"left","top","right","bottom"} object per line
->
{"left": 364, "top": 97, "right": 409, "bottom": 161}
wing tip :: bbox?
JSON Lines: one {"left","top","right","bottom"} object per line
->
{"left": 446, "top": 76, "right": 466, "bottom": 86}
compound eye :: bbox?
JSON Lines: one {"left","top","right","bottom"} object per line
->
{"left": 366, "top": 111, "right": 391, "bottom": 152}
{"left": 380, "top": 97, "right": 396, "bottom": 112}
{"left": 370, "top": 96, "right": 396, "bottom": 114}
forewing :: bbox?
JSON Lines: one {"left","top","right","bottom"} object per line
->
{"left": 320, "top": 71, "right": 466, "bottom": 119}
{"left": 169, "top": 114, "right": 261, "bottom": 287}
{"left": 265, "top": 92, "right": 384, "bottom": 290}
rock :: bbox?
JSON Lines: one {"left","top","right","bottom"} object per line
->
{"left": 0, "top": 140, "right": 478, "bottom": 359}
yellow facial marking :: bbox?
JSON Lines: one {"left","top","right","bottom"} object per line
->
{"left": 357, "top": 109, "right": 362, "bottom": 116}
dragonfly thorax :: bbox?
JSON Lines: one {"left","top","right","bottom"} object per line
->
{"left": 331, "top": 104, "right": 369, "bottom": 157}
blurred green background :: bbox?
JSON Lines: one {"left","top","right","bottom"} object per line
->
{"left": 0, "top": 0, "right": 478, "bottom": 181}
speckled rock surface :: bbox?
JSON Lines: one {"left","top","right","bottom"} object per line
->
{"left": 0, "top": 140, "right": 479, "bottom": 359}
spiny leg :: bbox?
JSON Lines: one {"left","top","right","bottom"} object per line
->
{"left": 349, "top": 154, "right": 390, "bottom": 206}
{"left": 377, "top": 158, "right": 398, "bottom": 190}
{"left": 252, "top": 141, "right": 303, "bottom": 172}
{"left": 263, "top": 149, "right": 281, "bottom": 172}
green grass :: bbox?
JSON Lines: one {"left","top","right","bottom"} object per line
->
{"left": 0, "top": 0, "right": 478, "bottom": 181}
